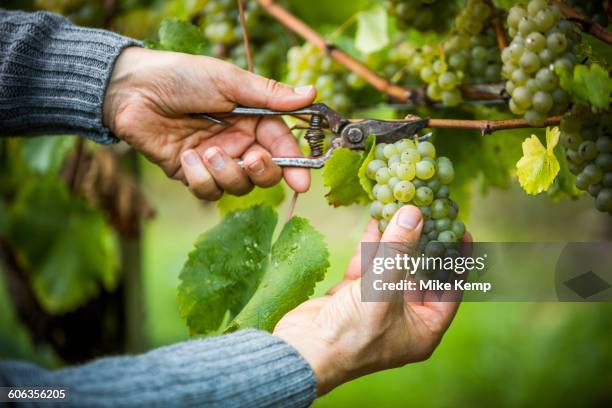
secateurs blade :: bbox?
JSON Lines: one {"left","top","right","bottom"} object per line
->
{"left": 198, "top": 103, "right": 430, "bottom": 169}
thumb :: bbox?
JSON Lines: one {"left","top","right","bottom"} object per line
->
{"left": 226, "top": 67, "right": 316, "bottom": 110}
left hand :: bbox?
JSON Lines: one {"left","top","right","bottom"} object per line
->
{"left": 102, "top": 47, "right": 316, "bottom": 200}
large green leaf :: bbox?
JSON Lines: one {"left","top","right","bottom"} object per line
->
{"left": 216, "top": 184, "right": 286, "bottom": 216}
{"left": 559, "top": 64, "right": 612, "bottom": 112}
{"left": 355, "top": 6, "right": 389, "bottom": 54}
{"left": 6, "top": 177, "right": 119, "bottom": 314}
{"left": 227, "top": 216, "right": 329, "bottom": 332}
{"left": 157, "top": 18, "right": 207, "bottom": 54}
{"left": 177, "top": 205, "right": 277, "bottom": 335}
{"left": 323, "top": 148, "right": 369, "bottom": 206}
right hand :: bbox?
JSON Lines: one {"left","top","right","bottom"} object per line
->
{"left": 274, "top": 205, "right": 472, "bottom": 395}
{"left": 103, "top": 47, "right": 316, "bottom": 200}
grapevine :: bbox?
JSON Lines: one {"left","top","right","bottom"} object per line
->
{"left": 385, "top": 0, "right": 457, "bottom": 33}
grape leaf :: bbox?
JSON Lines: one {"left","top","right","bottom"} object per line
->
{"left": 158, "top": 18, "right": 206, "bottom": 54}
{"left": 227, "top": 216, "right": 329, "bottom": 332}
{"left": 5, "top": 177, "right": 119, "bottom": 314}
{"left": 357, "top": 136, "right": 376, "bottom": 200}
{"left": 355, "top": 6, "right": 389, "bottom": 54}
{"left": 177, "top": 205, "right": 277, "bottom": 335}
{"left": 559, "top": 64, "right": 612, "bottom": 112}
{"left": 516, "top": 127, "right": 561, "bottom": 195}
{"left": 323, "top": 147, "right": 369, "bottom": 206}
{"left": 217, "top": 184, "right": 285, "bottom": 216}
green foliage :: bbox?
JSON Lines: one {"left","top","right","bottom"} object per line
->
{"left": 178, "top": 206, "right": 329, "bottom": 334}
{"left": 358, "top": 136, "right": 377, "bottom": 200}
{"left": 547, "top": 144, "right": 581, "bottom": 200}
{"left": 217, "top": 184, "right": 285, "bottom": 216}
{"left": 355, "top": 6, "right": 389, "bottom": 54}
{"left": 155, "top": 18, "right": 207, "bottom": 54}
{"left": 516, "top": 127, "right": 561, "bottom": 195}
{"left": 19, "top": 136, "right": 76, "bottom": 174}
{"left": 177, "top": 205, "right": 277, "bottom": 335}
{"left": 227, "top": 216, "right": 329, "bottom": 332}
{"left": 5, "top": 177, "right": 119, "bottom": 314}
{"left": 323, "top": 148, "right": 369, "bottom": 206}
{"left": 559, "top": 64, "right": 612, "bottom": 112}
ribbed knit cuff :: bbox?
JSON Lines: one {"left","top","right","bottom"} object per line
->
{"left": 0, "top": 10, "right": 141, "bottom": 144}
{"left": 0, "top": 329, "right": 317, "bottom": 408}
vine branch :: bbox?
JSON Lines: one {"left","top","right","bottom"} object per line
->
{"left": 237, "top": 0, "right": 254, "bottom": 72}
{"left": 554, "top": 1, "right": 612, "bottom": 45}
{"left": 426, "top": 116, "right": 561, "bottom": 135}
{"left": 484, "top": 0, "right": 508, "bottom": 51}
{"left": 258, "top": 0, "right": 504, "bottom": 104}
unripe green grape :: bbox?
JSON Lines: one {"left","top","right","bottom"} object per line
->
{"left": 508, "top": 42, "right": 525, "bottom": 64}
{"left": 419, "top": 205, "right": 432, "bottom": 219}
{"left": 414, "top": 186, "right": 434, "bottom": 206}
{"left": 596, "top": 153, "right": 612, "bottom": 171}
{"left": 578, "top": 141, "right": 598, "bottom": 160}
{"left": 603, "top": 173, "right": 612, "bottom": 188}
{"left": 425, "top": 241, "right": 445, "bottom": 257}
{"left": 382, "top": 203, "right": 399, "bottom": 221}
{"left": 575, "top": 173, "right": 589, "bottom": 190}
{"left": 375, "top": 184, "right": 394, "bottom": 203}
{"left": 416, "top": 160, "right": 436, "bottom": 180}
{"left": 427, "top": 83, "right": 443, "bottom": 100}
{"left": 595, "top": 188, "right": 612, "bottom": 212}
{"left": 420, "top": 66, "right": 436, "bottom": 82}
{"left": 518, "top": 17, "right": 537, "bottom": 36}
{"left": 432, "top": 60, "right": 447, "bottom": 74}
{"left": 393, "top": 180, "right": 416, "bottom": 202}
{"left": 370, "top": 200, "right": 384, "bottom": 219}
{"left": 505, "top": 80, "right": 516, "bottom": 95}
{"left": 376, "top": 167, "right": 391, "bottom": 184}
{"left": 535, "top": 68, "right": 557, "bottom": 91}
{"left": 438, "top": 71, "right": 458, "bottom": 90}
{"left": 582, "top": 164, "right": 603, "bottom": 184}
{"left": 519, "top": 51, "right": 540, "bottom": 74}
{"left": 554, "top": 58, "right": 573, "bottom": 73}
{"left": 525, "top": 109, "right": 545, "bottom": 126}
{"left": 561, "top": 132, "right": 582, "bottom": 149}
{"left": 438, "top": 163, "right": 455, "bottom": 184}
{"left": 527, "top": 0, "right": 547, "bottom": 15}
{"left": 508, "top": 6, "right": 527, "bottom": 29}
{"left": 451, "top": 220, "right": 466, "bottom": 237}
{"left": 547, "top": 32, "right": 567, "bottom": 54}
{"left": 383, "top": 144, "right": 399, "bottom": 159}
{"left": 431, "top": 198, "right": 450, "bottom": 219}
{"left": 566, "top": 149, "right": 583, "bottom": 164}
{"left": 378, "top": 219, "right": 388, "bottom": 233}
{"left": 423, "top": 219, "right": 436, "bottom": 234}
{"left": 438, "top": 230, "right": 458, "bottom": 243}
{"left": 535, "top": 8, "right": 555, "bottom": 32}
{"left": 588, "top": 184, "right": 602, "bottom": 198}
{"left": 442, "top": 90, "right": 462, "bottom": 107}
{"left": 511, "top": 68, "right": 529, "bottom": 85}
{"left": 512, "top": 86, "right": 533, "bottom": 109}
{"left": 596, "top": 137, "right": 612, "bottom": 153}
{"left": 532, "top": 91, "right": 553, "bottom": 113}
{"left": 437, "top": 185, "right": 450, "bottom": 198}
{"left": 526, "top": 79, "right": 539, "bottom": 93}
{"left": 538, "top": 48, "right": 555, "bottom": 65}
{"left": 427, "top": 177, "right": 441, "bottom": 193}
{"left": 417, "top": 141, "right": 436, "bottom": 158}
{"left": 401, "top": 149, "right": 420, "bottom": 165}
{"left": 388, "top": 155, "right": 401, "bottom": 168}
{"left": 366, "top": 159, "right": 386, "bottom": 180}
{"left": 509, "top": 99, "right": 525, "bottom": 115}
{"left": 396, "top": 162, "right": 416, "bottom": 180}
{"left": 395, "top": 138, "right": 416, "bottom": 152}
{"left": 435, "top": 218, "right": 452, "bottom": 232}
{"left": 526, "top": 32, "right": 546, "bottom": 52}
{"left": 485, "top": 65, "right": 501, "bottom": 82}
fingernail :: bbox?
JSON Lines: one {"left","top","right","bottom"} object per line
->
{"left": 182, "top": 150, "right": 199, "bottom": 167}
{"left": 248, "top": 159, "right": 265, "bottom": 175}
{"left": 294, "top": 85, "right": 313, "bottom": 95}
{"left": 205, "top": 149, "right": 224, "bottom": 169}
{"left": 397, "top": 206, "right": 421, "bottom": 230}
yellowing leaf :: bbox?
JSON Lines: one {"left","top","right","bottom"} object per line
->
{"left": 516, "top": 127, "right": 561, "bottom": 195}
{"left": 355, "top": 6, "right": 389, "bottom": 54}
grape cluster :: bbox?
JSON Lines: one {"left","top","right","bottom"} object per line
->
{"left": 405, "top": 0, "right": 501, "bottom": 106}
{"left": 502, "top": 0, "right": 579, "bottom": 126}
{"left": 287, "top": 43, "right": 354, "bottom": 112}
{"left": 384, "top": 0, "right": 457, "bottom": 33}
{"left": 561, "top": 110, "right": 612, "bottom": 214}
{"left": 366, "top": 139, "right": 466, "bottom": 249}
{"left": 564, "top": 0, "right": 609, "bottom": 27}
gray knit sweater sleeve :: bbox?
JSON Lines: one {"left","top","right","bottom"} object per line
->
{"left": 0, "top": 8, "right": 139, "bottom": 144}
{"left": 0, "top": 329, "right": 317, "bottom": 407}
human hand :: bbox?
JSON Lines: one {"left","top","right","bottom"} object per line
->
{"left": 274, "top": 206, "right": 471, "bottom": 395}
{"left": 103, "top": 47, "right": 316, "bottom": 200}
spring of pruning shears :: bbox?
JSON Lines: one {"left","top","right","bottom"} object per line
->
{"left": 198, "top": 103, "right": 430, "bottom": 169}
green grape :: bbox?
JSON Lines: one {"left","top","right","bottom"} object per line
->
{"left": 376, "top": 167, "right": 392, "bottom": 184}
{"left": 532, "top": 91, "right": 553, "bottom": 113}
{"left": 414, "top": 186, "right": 434, "bottom": 206}
{"left": 376, "top": 184, "right": 394, "bottom": 204}
{"left": 595, "top": 189, "right": 612, "bottom": 212}
{"left": 417, "top": 141, "right": 436, "bottom": 158}
{"left": 416, "top": 161, "right": 436, "bottom": 180}
{"left": 438, "top": 231, "right": 458, "bottom": 243}
{"left": 388, "top": 176, "right": 400, "bottom": 189}
{"left": 579, "top": 141, "right": 598, "bottom": 160}
{"left": 582, "top": 164, "right": 603, "bottom": 184}
{"left": 383, "top": 144, "right": 399, "bottom": 159}
{"left": 427, "top": 177, "right": 441, "bottom": 193}
{"left": 435, "top": 218, "right": 452, "bottom": 232}
{"left": 401, "top": 149, "right": 421, "bottom": 164}
{"left": 370, "top": 200, "right": 384, "bottom": 219}
{"left": 382, "top": 203, "right": 400, "bottom": 221}
{"left": 431, "top": 198, "right": 450, "bottom": 219}
{"left": 437, "top": 185, "right": 450, "bottom": 198}
{"left": 437, "top": 163, "right": 455, "bottom": 184}
{"left": 394, "top": 181, "right": 416, "bottom": 202}
{"left": 451, "top": 220, "right": 466, "bottom": 237}
{"left": 396, "top": 163, "right": 416, "bottom": 181}
{"left": 366, "top": 159, "right": 386, "bottom": 180}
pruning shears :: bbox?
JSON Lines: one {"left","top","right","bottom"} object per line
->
{"left": 199, "top": 103, "right": 430, "bottom": 169}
